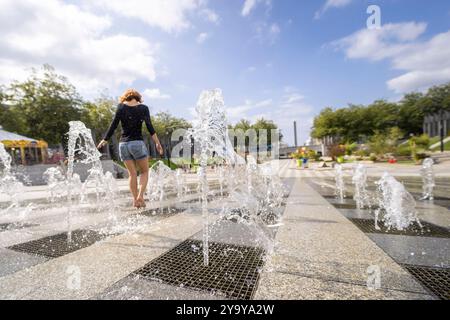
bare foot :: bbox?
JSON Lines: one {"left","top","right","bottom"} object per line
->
{"left": 133, "top": 198, "right": 139, "bottom": 208}
{"left": 137, "top": 198, "right": 146, "bottom": 208}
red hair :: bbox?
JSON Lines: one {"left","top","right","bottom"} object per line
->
{"left": 119, "top": 89, "right": 143, "bottom": 103}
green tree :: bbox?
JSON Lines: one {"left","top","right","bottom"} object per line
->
{"left": 6, "top": 64, "right": 83, "bottom": 145}
{"left": 230, "top": 118, "right": 281, "bottom": 137}
{"left": 151, "top": 111, "right": 192, "bottom": 137}
{"left": 150, "top": 111, "right": 192, "bottom": 158}
{"left": 0, "top": 105, "right": 26, "bottom": 135}
{"left": 311, "top": 107, "right": 337, "bottom": 139}
{"left": 233, "top": 119, "right": 252, "bottom": 132}
{"left": 398, "top": 92, "right": 425, "bottom": 135}
{"left": 252, "top": 118, "right": 277, "bottom": 131}
{"left": 81, "top": 96, "right": 117, "bottom": 142}
{"left": 229, "top": 118, "right": 282, "bottom": 156}
{"left": 1, "top": 87, "right": 23, "bottom": 133}
{"left": 0, "top": 86, "right": 5, "bottom": 103}
{"left": 252, "top": 117, "right": 281, "bottom": 146}
{"left": 422, "top": 83, "right": 450, "bottom": 114}
{"left": 310, "top": 82, "right": 450, "bottom": 142}
{"left": 368, "top": 127, "right": 403, "bottom": 156}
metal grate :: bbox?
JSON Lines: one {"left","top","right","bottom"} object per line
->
{"left": 134, "top": 239, "right": 266, "bottom": 300}
{"left": 331, "top": 202, "right": 358, "bottom": 210}
{"left": 349, "top": 218, "right": 450, "bottom": 238}
{"left": 7, "top": 229, "right": 111, "bottom": 258}
{"left": 138, "top": 207, "right": 186, "bottom": 217}
{"left": 183, "top": 192, "right": 230, "bottom": 205}
{"left": 0, "top": 222, "right": 39, "bottom": 232}
{"left": 224, "top": 207, "right": 286, "bottom": 225}
{"left": 402, "top": 264, "right": 450, "bottom": 300}
{"left": 322, "top": 195, "right": 338, "bottom": 199}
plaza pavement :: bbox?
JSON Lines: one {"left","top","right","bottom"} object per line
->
{"left": 0, "top": 160, "right": 447, "bottom": 299}
{"left": 254, "top": 177, "right": 433, "bottom": 299}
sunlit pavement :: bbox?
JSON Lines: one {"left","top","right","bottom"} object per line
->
{"left": 0, "top": 160, "right": 448, "bottom": 300}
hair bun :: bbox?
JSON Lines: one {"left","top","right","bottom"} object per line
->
{"left": 119, "top": 89, "right": 143, "bottom": 103}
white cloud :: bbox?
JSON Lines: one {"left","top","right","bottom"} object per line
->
{"left": 332, "top": 22, "right": 450, "bottom": 93}
{"left": 241, "top": 0, "right": 278, "bottom": 44}
{"left": 254, "top": 22, "right": 281, "bottom": 45}
{"left": 227, "top": 99, "right": 273, "bottom": 122}
{"left": 0, "top": 0, "right": 158, "bottom": 97}
{"left": 283, "top": 93, "right": 305, "bottom": 105}
{"left": 196, "top": 32, "right": 210, "bottom": 44}
{"left": 242, "top": 0, "right": 258, "bottom": 16}
{"left": 315, "top": 0, "right": 353, "bottom": 19}
{"left": 241, "top": 0, "right": 272, "bottom": 17}
{"left": 284, "top": 86, "right": 297, "bottom": 93}
{"left": 86, "top": 0, "right": 205, "bottom": 33}
{"left": 144, "top": 88, "right": 171, "bottom": 100}
{"left": 226, "top": 88, "right": 314, "bottom": 145}
{"left": 271, "top": 91, "right": 314, "bottom": 146}
{"left": 332, "top": 22, "right": 427, "bottom": 61}
{"left": 269, "top": 23, "right": 281, "bottom": 36}
{"left": 279, "top": 90, "right": 312, "bottom": 114}
{"left": 200, "top": 8, "right": 220, "bottom": 24}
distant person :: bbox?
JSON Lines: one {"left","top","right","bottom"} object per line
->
{"left": 97, "top": 89, "right": 163, "bottom": 209}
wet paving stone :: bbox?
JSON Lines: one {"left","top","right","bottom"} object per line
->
{"left": 0, "top": 222, "right": 39, "bottom": 232}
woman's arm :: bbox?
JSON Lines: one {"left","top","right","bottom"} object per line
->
{"left": 97, "top": 105, "right": 121, "bottom": 149}
{"left": 152, "top": 133, "right": 163, "bottom": 156}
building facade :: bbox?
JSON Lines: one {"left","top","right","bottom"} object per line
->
{"left": 423, "top": 110, "right": 450, "bottom": 138}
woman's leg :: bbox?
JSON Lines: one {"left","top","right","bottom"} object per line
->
{"left": 124, "top": 160, "right": 138, "bottom": 206}
{"left": 136, "top": 157, "right": 149, "bottom": 205}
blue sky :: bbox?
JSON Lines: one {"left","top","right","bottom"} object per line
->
{"left": 1, "top": 0, "right": 449, "bottom": 145}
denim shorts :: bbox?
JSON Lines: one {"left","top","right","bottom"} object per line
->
{"left": 119, "top": 141, "right": 149, "bottom": 161}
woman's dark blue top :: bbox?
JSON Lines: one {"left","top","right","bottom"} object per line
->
{"left": 103, "top": 104, "right": 156, "bottom": 142}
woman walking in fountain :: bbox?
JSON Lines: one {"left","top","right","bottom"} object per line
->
{"left": 97, "top": 89, "right": 163, "bottom": 209}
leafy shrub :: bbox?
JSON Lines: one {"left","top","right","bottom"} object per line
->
{"left": 413, "top": 153, "right": 428, "bottom": 162}
{"left": 307, "top": 149, "right": 321, "bottom": 161}
{"left": 354, "top": 149, "right": 370, "bottom": 157}
{"left": 327, "top": 144, "right": 345, "bottom": 160}
{"left": 409, "top": 134, "right": 430, "bottom": 163}
{"left": 409, "top": 134, "right": 430, "bottom": 151}
{"left": 344, "top": 142, "right": 357, "bottom": 156}
{"left": 290, "top": 152, "right": 302, "bottom": 160}
{"left": 368, "top": 127, "right": 403, "bottom": 156}
{"left": 395, "top": 144, "right": 412, "bottom": 157}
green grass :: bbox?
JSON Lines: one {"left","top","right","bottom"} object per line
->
{"left": 429, "top": 136, "right": 441, "bottom": 145}
{"left": 430, "top": 139, "right": 450, "bottom": 151}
